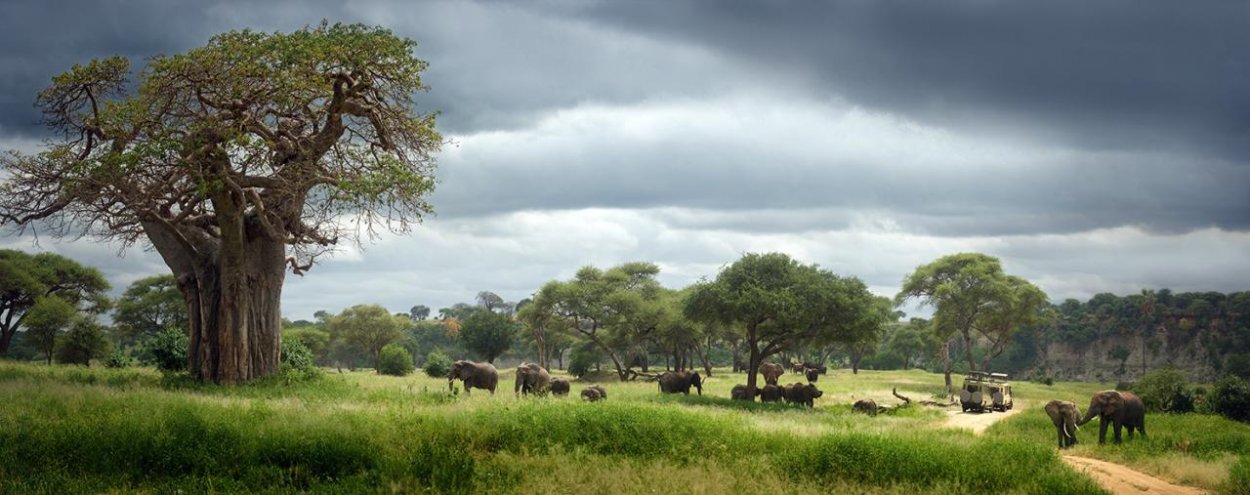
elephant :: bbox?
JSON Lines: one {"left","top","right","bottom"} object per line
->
{"left": 550, "top": 378, "right": 571, "bottom": 397}
{"left": 658, "top": 371, "right": 703, "bottom": 395}
{"left": 759, "top": 362, "right": 785, "bottom": 385}
{"left": 783, "top": 382, "right": 823, "bottom": 408}
{"left": 759, "top": 384, "right": 783, "bottom": 403}
{"left": 1078, "top": 390, "right": 1147, "bottom": 444}
{"left": 852, "top": 399, "right": 880, "bottom": 415}
{"left": 581, "top": 385, "right": 607, "bottom": 401}
{"left": 731, "top": 384, "right": 759, "bottom": 401}
{"left": 514, "top": 362, "right": 552, "bottom": 396}
{"left": 1045, "top": 400, "right": 1082, "bottom": 449}
{"left": 448, "top": 360, "right": 499, "bottom": 395}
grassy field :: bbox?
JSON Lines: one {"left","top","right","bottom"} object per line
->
{"left": 0, "top": 362, "right": 1241, "bottom": 494}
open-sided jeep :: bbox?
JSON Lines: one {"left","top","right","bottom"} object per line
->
{"left": 959, "top": 371, "right": 1013, "bottom": 412}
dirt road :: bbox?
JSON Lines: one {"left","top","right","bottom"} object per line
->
{"left": 941, "top": 406, "right": 1207, "bottom": 494}
{"left": 1062, "top": 456, "right": 1208, "bottom": 495}
{"left": 943, "top": 407, "right": 1022, "bottom": 434}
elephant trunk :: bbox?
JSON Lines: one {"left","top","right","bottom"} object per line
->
{"left": 1077, "top": 406, "right": 1097, "bottom": 426}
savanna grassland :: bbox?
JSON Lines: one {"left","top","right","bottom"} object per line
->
{"left": 2, "top": 362, "right": 1247, "bottom": 494}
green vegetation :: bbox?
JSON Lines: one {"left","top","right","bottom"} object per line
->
{"left": 1, "top": 362, "right": 1113, "bottom": 494}
{"left": 424, "top": 349, "right": 453, "bottom": 378}
{"left": 378, "top": 343, "right": 415, "bottom": 376}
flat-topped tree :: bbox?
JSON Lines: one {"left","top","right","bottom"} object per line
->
{"left": 0, "top": 23, "right": 441, "bottom": 383}
{"left": 685, "top": 252, "right": 882, "bottom": 399}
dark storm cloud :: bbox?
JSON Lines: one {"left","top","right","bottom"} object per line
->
{"left": 564, "top": 1, "right": 1250, "bottom": 159}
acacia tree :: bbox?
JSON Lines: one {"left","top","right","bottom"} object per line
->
{"left": 328, "top": 304, "right": 407, "bottom": 373}
{"left": 459, "top": 308, "right": 517, "bottom": 363}
{"left": 0, "top": 24, "right": 440, "bottom": 383}
{"left": 535, "top": 262, "right": 664, "bottom": 381}
{"left": 896, "top": 253, "right": 1046, "bottom": 394}
{"left": 685, "top": 252, "right": 879, "bottom": 399}
{"left": 113, "top": 274, "right": 189, "bottom": 345}
{"left": 0, "top": 250, "right": 110, "bottom": 356}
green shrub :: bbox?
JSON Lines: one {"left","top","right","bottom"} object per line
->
{"left": 279, "top": 339, "right": 321, "bottom": 382}
{"left": 1136, "top": 368, "right": 1194, "bottom": 413}
{"left": 55, "top": 319, "right": 111, "bottom": 366}
{"left": 1211, "top": 375, "right": 1250, "bottom": 423}
{"left": 423, "top": 349, "right": 452, "bottom": 378}
{"left": 379, "top": 344, "right": 414, "bottom": 376}
{"left": 567, "top": 348, "right": 595, "bottom": 378}
{"left": 1227, "top": 456, "right": 1250, "bottom": 495}
{"left": 145, "top": 327, "right": 188, "bottom": 371}
{"left": 104, "top": 350, "right": 134, "bottom": 369}
{"left": 1115, "top": 381, "right": 1134, "bottom": 391}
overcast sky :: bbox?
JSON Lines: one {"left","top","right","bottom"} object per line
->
{"left": 1, "top": 1, "right": 1247, "bottom": 320}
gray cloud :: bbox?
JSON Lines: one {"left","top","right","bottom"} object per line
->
{"left": 2, "top": 1, "right": 1247, "bottom": 318}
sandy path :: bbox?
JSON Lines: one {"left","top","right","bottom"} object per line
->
{"left": 942, "top": 407, "right": 1022, "bottom": 434}
{"left": 1062, "top": 456, "right": 1208, "bottom": 495}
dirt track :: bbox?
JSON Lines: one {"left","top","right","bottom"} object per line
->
{"left": 942, "top": 407, "right": 1022, "bottom": 434}
{"left": 942, "top": 404, "right": 1207, "bottom": 494}
{"left": 1062, "top": 456, "right": 1208, "bottom": 495}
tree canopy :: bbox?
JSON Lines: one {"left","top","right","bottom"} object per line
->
{"left": 896, "top": 252, "right": 1047, "bottom": 392}
{"left": 0, "top": 23, "right": 441, "bottom": 383}
{"left": 685, "top": 252, "right": 886, "bottom": 397}
{"left": 113, "top": 274, "right": 189, "bottom": 344}
{"left": 0, "top": 249, "right": 109, "bottom": 356}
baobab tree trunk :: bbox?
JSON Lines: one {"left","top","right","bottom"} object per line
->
{"left": 146, "top": 219, "right": 285, "bottom": 384}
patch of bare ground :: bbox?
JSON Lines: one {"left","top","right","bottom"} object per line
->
{"left": 1063, "top": 456, "right": 1208, "bottom": 495}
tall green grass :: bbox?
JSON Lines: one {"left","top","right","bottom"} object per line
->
{"left": 0, "top": 362, "right": 1107, "bottom": 493}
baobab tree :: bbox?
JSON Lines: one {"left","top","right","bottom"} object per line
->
{"left": 0, "top": 23, "right": 441, "bottom": 383}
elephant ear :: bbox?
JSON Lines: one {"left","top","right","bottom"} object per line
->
{"left": 1102, "top": 392, "right": 1121, "bottom": 415}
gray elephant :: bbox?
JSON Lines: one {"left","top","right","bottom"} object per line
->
{"left": 1078, "top": 390, "right": 1147, "bottom": 444}
{"left": 581, "top": 385, "right": 607, "bottom": 401}
{"left": 515, "top": 362, "right": 552, "bottom": 396}
{"left": 448, "top": 360, "right": 499, "bottom": 395}
{"left": 760, "top": 384, "right": 783, "bottom": 403}
{"left": 658, "top": 371, "right": 703, "bottom": 395}
{"left": 783, "top": 382, "right": 823, "bottom": 408}
{"left": 1045, "top": 400, "right": 1082, "bottom": 449}
{"left": 759, "top": 362, "right": 785, "bottom": 385}
{"left": 731, "top": 384, "right": 759, "bottom": 401}
{"left": 852, "top": 399, "right": 880, "bottom": 415}
{"left": 550, "top": 378, "right": 571, "bottom": 397}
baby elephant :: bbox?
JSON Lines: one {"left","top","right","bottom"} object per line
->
{"left": 783, "top": 383, "right": 823, "bottom": 408}
{"left": 760, "top": 384, "right": 784, "bottom": 403}
{"left": 852, "top": 399, "right": 880, "bottom": 416}
{"left": 550, "top": 378, "right": 571, "bottom": 397}
{"left": 581, "top": 385, "right": 607, "bottom": 402}
{"left": 730, "top": 384, "right": 759, "bottom": 401}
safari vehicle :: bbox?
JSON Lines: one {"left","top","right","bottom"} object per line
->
{"left": 959, "top": 371, "right": 1013, "bottom": 412}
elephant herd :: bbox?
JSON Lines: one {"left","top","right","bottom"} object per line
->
{"left": 1045, "top": 390, "right": 1147, "bottom": 449}
{"left": 447, "top": 360, "right": 605, "bottom": 401}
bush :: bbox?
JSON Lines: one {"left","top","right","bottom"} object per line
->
{"left": 378, "top": 344, "right": 414, "bottom": 376}
{"left": 567, "top": 348, "right": 596, "bottom": 378}
{"left": 104, "top": 350, "right": 134, "bottom": 369}
{"left": 1136, "top": 368, "right": 1194, "bottom": 413}
{"left": 1227, "top": 456, "right": 1250, "bottom": 495}
{"left": 279, "top": 339, "right": 321, "bottom": 382}
{"left": 145, "top": 327, "right": 188, "bottom": 371}
{"left": 55, "top": 320, "right": 111, "bottom": 366}
{"left": 1115, "top": 381, "right": 1134, "bottom": 391}
{"left": 423, "top": 349, "right": 452, "bottom": 378}
{"left": 281, "top": 339, "right": 316, "bottom": 370}
{"left": 1227, "top": 354, "right": 1250, "bottom": 380}
{"left": 1211, "top": 375, "right": 1250, "bottom": 423}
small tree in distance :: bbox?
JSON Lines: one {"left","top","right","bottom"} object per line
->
{"left": 459, "top": 309, "right": 517, "bottom": 364}
{"left": 328, "top": 304, "right": 407, "bottom": 373}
